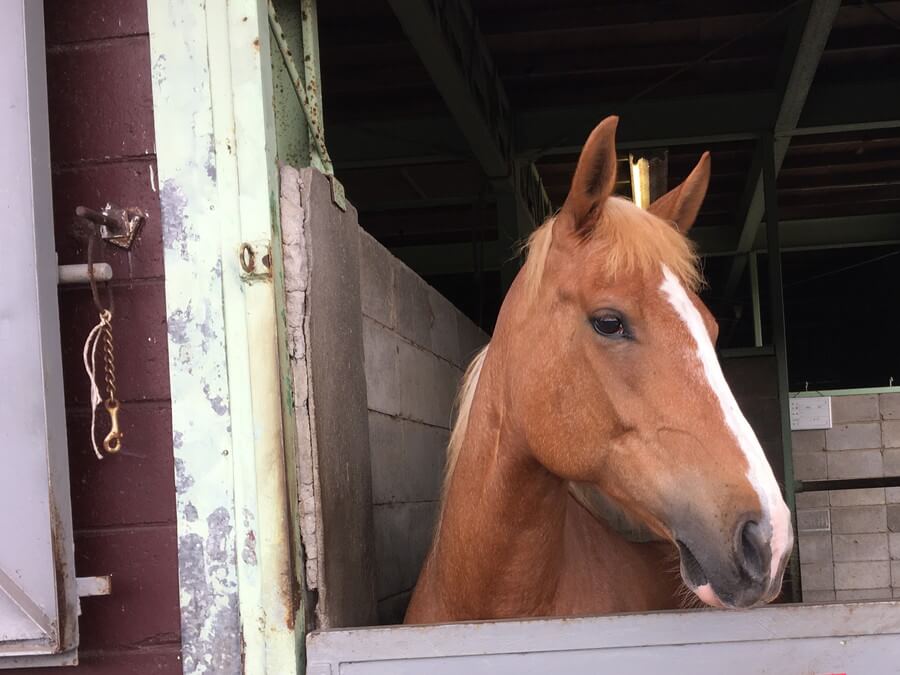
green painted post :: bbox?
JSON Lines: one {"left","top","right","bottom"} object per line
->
{"left": 762, "top": 132, "right": 801, "bottom": 602}
{"left": 749, "top": 252, "right": 763, "bottom": 347}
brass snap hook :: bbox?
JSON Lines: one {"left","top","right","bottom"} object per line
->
{"left": 103, "top": 398, "right": 123, "bottom": 453}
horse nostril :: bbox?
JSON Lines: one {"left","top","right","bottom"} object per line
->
{"left": 737, "top": 519, "right": 770, "bottom": 583}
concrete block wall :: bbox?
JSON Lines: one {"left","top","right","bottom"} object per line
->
{"left": 359, "top": 230, "right": 488, "bottom": 624}
{"left": 793, "top": 392, "right": 900, "bottom": 602}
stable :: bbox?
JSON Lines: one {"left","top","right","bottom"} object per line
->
{"left": 2, "top": 1, "right": 900, "bottom": 673}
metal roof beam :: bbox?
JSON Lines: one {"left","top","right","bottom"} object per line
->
{"left": 387, "top": 0, "right": 511, "bottom": 178}
{"left": 387, "top": 0, "right": 550, "bottom": 220}
{"left": 722, "top": 0, "right": 841, "bottom": 298}
{"left": 390, "top": 212, "right": 900, "bottom": 276}
{"left": 387, "top": 0, "right": 552, "bottom": 289}
{"left": 330, "top": 79, "right": 900, "bottom": 169}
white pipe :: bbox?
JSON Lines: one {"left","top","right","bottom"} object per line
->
{"left": 57, "top": 263, "right": 113, "bottom": 285}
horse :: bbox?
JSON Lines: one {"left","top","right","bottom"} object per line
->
{"left": 405, "top": 116, "right": 793, "bottom": 624}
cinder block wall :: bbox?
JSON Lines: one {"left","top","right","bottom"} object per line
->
{"left": 359, "top": 230, "right": 488, "bottom": 624}
{"left": 793, "top": 392, "right": 900, "bottom": 602}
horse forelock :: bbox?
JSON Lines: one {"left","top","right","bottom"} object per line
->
{"left": 520, "top": 197, "right": 703, "bottom": 305}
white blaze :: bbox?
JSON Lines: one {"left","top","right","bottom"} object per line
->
{"left": 659, "top": 265, "right": 792, "bottom": 584}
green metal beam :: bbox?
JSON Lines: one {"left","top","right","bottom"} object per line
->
{"left": 390, "top": 212, "right": 900, "bottom": 276}
{"left": 387, "top": 0, "right": 511, "bottom": 178}
{"left": 760, "top": 132, "right": 800, "bottom": 603}
{"left": 722, "top": 0, "right": 841, "bottom": 298}
{"left": 329, "top": 79, "right": 900, "bottom": 169}
{"left": 387, "top": 0, "right": 552, "bottom": 288}
{"left": 753, "top": 212, "right": 900, "bottom": 252}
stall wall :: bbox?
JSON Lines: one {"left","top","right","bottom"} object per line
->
{"left": 359, "top": 231, "right": 488, "bottom": 623}
{"left": 793, "top": 392, "right": 900, "bottom": 601}
{"left": 15, "top": 1, "right": 182, "bottom": 673}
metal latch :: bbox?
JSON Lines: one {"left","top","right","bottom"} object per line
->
{"left": 239, "top": 240, "right": 273, "bottom": 279}
{"left": 76, "top": 204, "right": 147, "bottom": 250}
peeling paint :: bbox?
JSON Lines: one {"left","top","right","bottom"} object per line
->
{"left": 178, "top": 533, "right": 240, "bottom": 675}
{"left": 202, "top": 382, "right": 229, "bottom": 416}
{"left": 242, "top": 529, "right": 258, "bottom": 566}
{"left": 160, "top": 179, "right": 198, "bottom": 261}
{"left": 184, "top": 502, "right": 199, "bottom": 522}
{"left": 206, "top": 507, "right": 233, "bottom": 565}
{"left": 204, "top": 134, "right": 217, "bottom": 180}
{"left": 150, "top": 2, "right": 302, "bottom": 671}
{"left": 174, "top": 458, "right": 195, "bottom": 495}
{"left": 168, "top": 303, "right": 194, "bottom": 345}
{"left": 280, "top": 166, "right": 321, "bottom": 596}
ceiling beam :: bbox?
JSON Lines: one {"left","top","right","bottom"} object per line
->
{"left": 386, "top": 0, "right": 510, "bottom": 178}
{"left": 387, "top": 0, "right": 551, "bottom": 234}
{"left": 329, "top": 80, "right": 900, "bottom": 170}
{"left": 721, "top": 0, "right": 841, "bottom": 298}
{"left": 389, "top": 212, "right": 900, "bottom": 276}
{"left": 753, "top": 212, "right": 900, "bottom": 253}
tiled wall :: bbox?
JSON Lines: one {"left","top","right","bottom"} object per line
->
{"left": 793, "top": 393, "right": 900, "bottom": 602}
{"left": 359, "top": 230, "right": 488, "bottom": 624}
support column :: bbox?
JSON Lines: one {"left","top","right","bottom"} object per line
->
{"left": 749, "top": 252, "right": 763, "bottom": 347}
{"left": 762, "top": 133, "right": 800, "bottom": 602}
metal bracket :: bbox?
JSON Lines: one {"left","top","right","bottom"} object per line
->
{"left": 75, "top": 203, "right": 147, "bottom": 250}
{"left": 330, "top": 175, "right": 347, "bottom": 212}
{"left": 76, "top": 575, "right": 111, "bottom": 597}
{"left": 239, "top": 240, "right": 273, "bottom": 279}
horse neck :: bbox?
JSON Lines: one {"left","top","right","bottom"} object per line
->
{"left": 428, "top": 352, "right": 569, "bottom": 619}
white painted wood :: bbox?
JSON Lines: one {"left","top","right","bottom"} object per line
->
{"left": 0, "top": 0, "right": 78, "bottom": 666}
{"left": 308, "top": 602, "right": 900, "bottom": 673}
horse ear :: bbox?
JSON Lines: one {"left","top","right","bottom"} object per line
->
{"left": 647, "top": 152, "right": 710, "bottom": 234}
{"left": 560, "top": 116, "right": 620, "bottom": 237}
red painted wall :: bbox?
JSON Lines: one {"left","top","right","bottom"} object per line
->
{"left": 13, "top": 2, "right": 182, "bottom": 672}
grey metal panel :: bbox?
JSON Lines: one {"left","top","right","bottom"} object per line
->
{"left": 307, "top": 602, "right": 900, "bottom": 674}
{"left": 0, "top": 0, "right": 78, "bottom": 664}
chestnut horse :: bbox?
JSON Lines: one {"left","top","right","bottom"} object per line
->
{"left": 405, "top": 117, "right": 793, "bottom": 624}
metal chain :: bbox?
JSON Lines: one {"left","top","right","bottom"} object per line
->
{"left": 100, "top": 309, "right": 117, "bottom": 403}
{"left": 100, "top": 308, "right": 122, "bottom": 454}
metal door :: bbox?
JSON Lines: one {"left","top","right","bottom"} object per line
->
{"left": 307, "top": 601, "right": 900, "bottom": 674}
{"left": 0, "top": 0, "right": 79, "bottom": 666}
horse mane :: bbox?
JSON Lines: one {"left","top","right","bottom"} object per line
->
{"left": 440, "top": 197, "right": 702, "bottom": 521}
{"left": 442, "top": 344, "right": 488, "bottom": 497}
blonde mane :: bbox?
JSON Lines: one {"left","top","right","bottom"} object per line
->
{"left": 440, "top": 197, "right": 702, "bottom": 510}
{"left": 442, "top": 345, "right": 488, "bottom": 498}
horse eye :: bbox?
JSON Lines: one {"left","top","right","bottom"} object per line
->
{"left": 591, "top": 315, "right": 626, "bottom": 338}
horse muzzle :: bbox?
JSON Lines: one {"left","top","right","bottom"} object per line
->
{"left": 675, "top": 514, "right": 791, "bottom": 609}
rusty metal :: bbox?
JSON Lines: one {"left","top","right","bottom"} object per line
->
{"left": 267, "top": 0, "right": 333, "bottom": 173}
{"left": 75, "top": 203, "right": 147, "bottom": 250}
{"left": 239, "top": 240, "right": 273, "bottom": 279}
